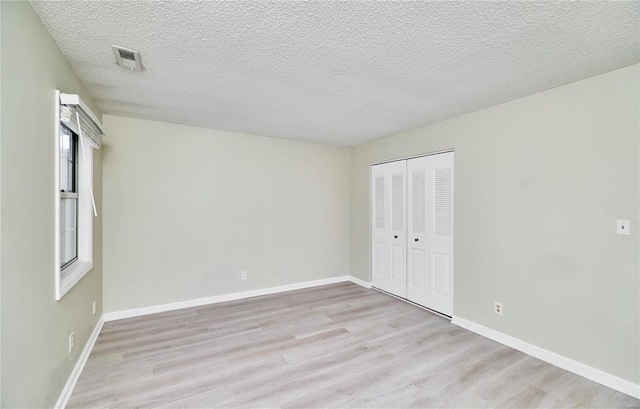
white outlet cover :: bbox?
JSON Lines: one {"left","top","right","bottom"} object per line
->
{"left": 494, "top": 302, "right": 503, "bottom": 316}
{"left": 617, "top": 219, "right": 630, "bottom": 235}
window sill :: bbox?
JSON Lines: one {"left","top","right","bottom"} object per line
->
{"left": 58, "top": 261, "right": 93, "bottom": 300}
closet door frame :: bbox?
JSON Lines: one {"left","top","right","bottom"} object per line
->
{"left": 369, "top": 149, "right": 455, "bottom": 316}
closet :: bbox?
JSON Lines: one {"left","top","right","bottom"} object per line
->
{"left": 371, "top": 151, "right": 454, "bottom": 317}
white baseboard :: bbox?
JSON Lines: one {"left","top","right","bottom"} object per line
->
{"left": 451, "top": 316, "right": 640, "bottom": 399}
{"left": 55, "top": 315, "right": 105, "bottom": 409}
{"left": 104, "top": 275, "right": 359, "bottom": 322}
{"left": 348, "top": 276, "right": 371, "bottom": 289}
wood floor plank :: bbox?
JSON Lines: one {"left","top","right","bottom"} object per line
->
{"left": 225, "top": 360, "right": 359, "bottom": 408}
{"left": 231, "top": 344, "right": 371, "bottom": 401}
{"left": 68, "top": 283, "right": 639, "bottom": 408}
{"left": 91, "top": 326, "right": 209, "bottom": 356}
{"left": 425, "top": 347, "right": 527, "bottom": 406}
{"left": 441, "top": 391, "right": 492, "bottom": 409}
{"left": 495, "top": 384, "right": 564, "bottom": 409}
{"left": 83, "top": 352, "right": 123, "bottom": 369}
{"left": 77, "top": 338, "right": 221, "bottom": 382}
{"left": 72, "top": 366, "right": 153, "bottom": 396}
{"left": 114, "top": 356, "right": 288, "bottom": 409}
{"left": 156, "top": 386, "right": 236, "bottom": 409}
{"left": 283, "top": 324, "right": 394, "bottom": 365}
{"left": 473, "top": 355, "right": 555, "bottom": 405}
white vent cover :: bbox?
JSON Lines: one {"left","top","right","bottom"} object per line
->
{"left": 111, "top": 45, "right": 143, "bottom": 71}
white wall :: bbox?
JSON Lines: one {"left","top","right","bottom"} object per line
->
{"left": 102, "top": 115, "right": 350, "bottom": 312}
{"left": 350, "top": 64, "right": 640, "bottom": 384}
{"left": 1, "top": 2, "right": 103, "bottom": 407}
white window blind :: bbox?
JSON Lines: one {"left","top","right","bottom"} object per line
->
{"left": 59, "top": 105, "right": 102, "bottom": 149}
{"left": 59, "top": 92, "right": 104, "bottom": 148}
{"left": 76, "top": 112, "right": 98, "bottom": 217}
{"left": 59, "top": 93, "right": 104, "bottom": 217}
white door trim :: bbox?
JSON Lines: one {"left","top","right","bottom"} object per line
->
{"left": 370, "top": 148, "right": 455, "bottom": 167}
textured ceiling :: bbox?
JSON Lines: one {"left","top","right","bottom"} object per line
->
{"left": 31, "top": 1, "right": 639, "bottom": 146}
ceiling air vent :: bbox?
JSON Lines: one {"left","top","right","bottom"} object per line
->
{"left": 111, "top": 45, "right": 143, "bottom": 71}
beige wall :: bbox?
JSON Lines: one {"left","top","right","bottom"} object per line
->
{"left": 0, "top": 2, "right": 103, "bottom": 407}
{"left": 102, "top": 115, "right": 350, "bottom": 312}
{"left": 350, "top": 64, "right": 640, "bottom": 383}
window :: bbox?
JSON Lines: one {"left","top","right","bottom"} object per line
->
{"left": 55, "top": 91, "right": 103, "bottom": 300}
{"left": 59, "top": 125, "right": 79, "bottom": 269}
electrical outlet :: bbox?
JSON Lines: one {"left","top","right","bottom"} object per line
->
{"left": 494, "top": 302, "right": 503, "bottom": 316}
{"left": 68, "top": 332, "right": 74, "bottom": 354}
{"left": 241, "top": 271, "right": 247, "bottom": 280}
{"left": 92, "top": 301, "right": 97, "bottom": 315}
{"left": 617, "top": 219, "right": 630, "bottom": 235}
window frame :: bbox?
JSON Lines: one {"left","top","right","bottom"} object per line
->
{"left": 55, "top": 92, "right": 94, "bottom": 300}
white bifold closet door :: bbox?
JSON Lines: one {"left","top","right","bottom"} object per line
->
{"left": 371, "top": 152, "right": 454, "bottom": 317}
{"left": 407, "top": 152, "right": 454, "bottom": 316}
{"left": 371, "top": 160, "right": 407, "bottom": 298}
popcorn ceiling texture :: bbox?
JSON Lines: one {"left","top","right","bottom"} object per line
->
{"left": 31, "top": 1, "right": 639, "bottom": 146}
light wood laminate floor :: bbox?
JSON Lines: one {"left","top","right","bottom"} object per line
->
{"left": 69, "top": 283, "right": 639, "bottom": 408}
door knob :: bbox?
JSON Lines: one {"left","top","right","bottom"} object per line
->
{"left": 415, "top": 238, "right": 419, "bottom": 242}
{"left": 394, "top": 235, "right": 398, "bottom": 239}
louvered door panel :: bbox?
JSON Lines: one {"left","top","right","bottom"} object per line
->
{"left": 372, "top": 176, "right": 386, "bottom": 282}
{"left": 411, "top": 171, "right": 426, "bottom": 235}
{"left": 426, "top": 152, "right": 454, "bottom": 316}
{"left": 434, "top": 168, "right": 452, "bottom": 237}
{"left": 372, "top": 175, "right": 386, "bottom": 283}
{"left": 391, "top": 174, "right": 404, "bottom": 232}
{"left": 374, "top": 177, "right": 385, "bottom": 230}
{"left": 371, "top": 161, "right": 406, "bottom": 298}
{"left": 407, "top": 158, "right": 429, "bottom": 305}
{"left": 389, "top": 172, "right": 406, "bottom": 295}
